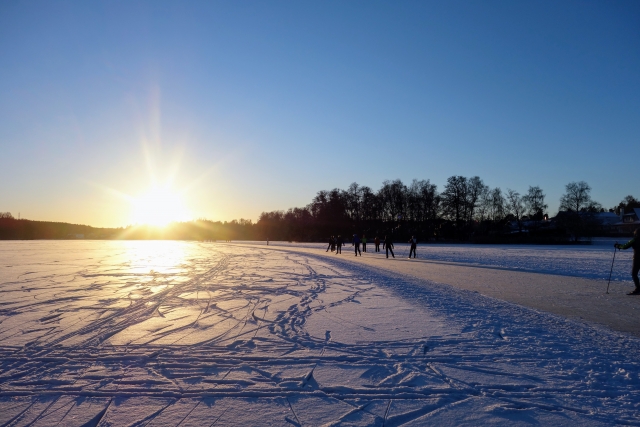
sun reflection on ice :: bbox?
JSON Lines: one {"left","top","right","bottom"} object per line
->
{"left": 108, "top": 241, "right": 192, "bottom": 302}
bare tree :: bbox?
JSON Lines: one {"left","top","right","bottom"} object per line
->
{"left": 523, "top": 186, "right": 548, "bottom": 220}
{"left": 418, "top": 180, "right": 439, "bottom": 223}
{"left": 489, "top": 188, "right": 506, "bottom": 222}
{"left": 441, "top": 176, "right": 468, "bottom": 226}
{"left": 378, "top": 180, "right": 407, "bottom": 222}
{"left": 506, "top": 189, "right": 525, "bottom": 231}
{"left": 475, "top": 186, "right": 492, "bottom": 221}
{"left": 407, "top": 179, "right": 439, "bottom": 224}
{"left": 559, "top": 181, "right": 593, "bottom": 212}
{"left": 360, "top": 186, "right": 378, "bottom": 222}
{"left": 407, "top": 180, "right": 423, "bottom": 223}
{"left": 345, "top": 182, "right": 362, "bottom": 222}
{"left": 466, "top": 176, "right": 487, "bottom": 222}
{"left": 615, "top": 195, "right": 640, "bottom": 215}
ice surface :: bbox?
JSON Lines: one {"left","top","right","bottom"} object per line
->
{"left": 252, "top": 239, "right": 635, "bottom": 282}
{"left": 0, "top": 241, "right": 639, "bottom": 426}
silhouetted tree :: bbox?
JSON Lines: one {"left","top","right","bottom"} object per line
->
{"left": 441, "top": 176, "right": 468, "bottom": 227}
{"left": 409, "top": 179, "right": 439, "bottom": 223}
{"left": 360, "top": 186, "right": 379, "bottom": 222}
{"left": 466, "top": 176, "right": 487, "bottom": 222}
{"left": 615, "top": 195, "right": 640, "bottom": 215}
{"left": 345, "top": 182, "right": 362, "bottom": 222}
{"left": 523, "top": 186, "right": 547, "bottom": 220}
{"left": 506, "top": 189, "right": 525, "bottom": 232}
{"left": 559, "top": 181, "right": 594, "bottom": 212}
{"left": 378, "top": 179, "right": 407, "bottom": 223}
{"left": 489, "top": 188, "right": 506, "bottom": 222}
{"left": 557, "top": 181, "right": 603, "bottom": 241}
{"left": 475, "top": 185, "right": 492, "bottom": 222}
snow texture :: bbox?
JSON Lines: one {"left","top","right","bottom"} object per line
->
{"left": 0, "top": 241, "right": 639, "bottom": 426}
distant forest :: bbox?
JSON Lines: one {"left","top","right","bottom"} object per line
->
{"left": 1, "top": 176, "right": 639, "bottom": 242}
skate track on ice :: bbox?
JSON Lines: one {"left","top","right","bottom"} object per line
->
{"left": 0, "top": 241, "right": 639, "bottom": 426}
{"left": 252, "top": 242, "right": 640, "bottom": 339}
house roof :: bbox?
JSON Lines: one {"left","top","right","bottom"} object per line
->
{"left": 592, "top": 212, "right": 622, "bottom": 225}
{"left": 616, "top": 208, "right": 640, "bottom": 226}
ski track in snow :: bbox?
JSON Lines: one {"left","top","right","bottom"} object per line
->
{"left": 0, "top": 241, "right": 639, "bottom": 426}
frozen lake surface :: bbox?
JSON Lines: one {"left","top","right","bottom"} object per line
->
{"left": 266, "top": 238, "right": 635, "bottom": 282}
{"left": 0, "top": 241, "right": 639, "bottom": 426}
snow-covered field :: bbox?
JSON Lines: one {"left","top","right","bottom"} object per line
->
{"left": 1, "top": 241, "right": 639, "bottom": 426}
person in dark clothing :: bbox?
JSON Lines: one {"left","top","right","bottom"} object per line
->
{"left": 408, "top": 236, "right": 417, "bottom": 259}
{"left": 384, "top": 235, "right": 394, "bottom": 258}
{"left": 353, "top": 233, "right": 362, "bottom": 256}
{"left": 326, "top": 236, "right": 334, "bottom": 252}
{"left": 362, "top": 235, "right": 367, "bottom": 252}
{"left": 615, "top": 228, "right": 640, "bottom": 295}
{"left": 336, "top": 235, "right": 343, "bottom": 254}
{"left": 374, "top": 236, "right": 380, "bottom": 252}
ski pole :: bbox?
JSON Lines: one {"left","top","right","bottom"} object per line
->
{"left": 606, "top": 245, "right": 617, "bottom": 294}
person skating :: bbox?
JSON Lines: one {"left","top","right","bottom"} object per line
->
{"left": 362, "top": 235, "right": 367, "bottom": 252}
{"left": 615, "top": 228, "right": 640, "bottom": 295}
{"left": 374, "top": 236, "right": 380, "bottom": 252}
{"left": 326, "top": 236, "right": 334, "bottom": 252}
{"left": 353, "top": 233, "right": 362, "bottom": 256}
{"left": 384, "top": 235, "right": 394, "bottom": 258}
{"left": 336, "top": 235, "right": 343, "bottom": 254}
{"left": 408, "top": 235, "right": 417, "bottom": 258}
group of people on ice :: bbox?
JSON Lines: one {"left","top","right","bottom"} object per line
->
{"left": 322, "top": 227, "right": 640, "bottom": 295}
{"left": 325, "top": 234, "right": 418, "bottom": 259}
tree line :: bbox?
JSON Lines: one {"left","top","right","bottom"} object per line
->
{"left": 0, "top": 215, "right": 256, "bottom": 241}
{"left": 254, "top": 178, "right": 635, "bottom": 243}
{"left": 1, "top": 179, "right": 637, "bottom": 242}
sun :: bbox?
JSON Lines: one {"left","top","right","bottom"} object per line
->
{"left": 132, "top": 186, "right": 190, "bottom": 227}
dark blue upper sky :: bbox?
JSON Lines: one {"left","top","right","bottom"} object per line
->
{"left": 1, "top": 1, "right": 638, "bottom": 226}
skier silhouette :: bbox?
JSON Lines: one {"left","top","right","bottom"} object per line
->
{"left": 384, "top": 235, "right": 394, "bottom": 258}
{"left": 615, "top": 228, "right": 640, "bottom": 295}
{"left": 353, "top": 233, "right": 362, "bottom": 256}
{"left": 408, "top": 236, "right": 417, "bottom": 258}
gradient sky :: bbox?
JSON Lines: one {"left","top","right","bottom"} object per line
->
{"left": 1, "top": 1, "right": 639, "bottom": 227}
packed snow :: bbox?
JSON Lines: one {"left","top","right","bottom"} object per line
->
{"left": 0, "top": 241, "right": 639, "bottom": 426}
{"left": 263, "top": 238, "right": 635, "bottom": 282}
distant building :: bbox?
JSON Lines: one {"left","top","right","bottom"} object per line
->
{"left": 592, "top": 212, "right": 622, "bottom": 227}
{"left": 548, "top": 211, "right": 621, "bottom": 237}
{"left": 615, "top": 208, "right": 640, "bottom": 234}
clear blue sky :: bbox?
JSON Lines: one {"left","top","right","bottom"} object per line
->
{"left": 1, "top": 1, "right": 639, "bottom": 227}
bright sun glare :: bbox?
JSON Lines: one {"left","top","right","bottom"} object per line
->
{"left": 132, "top": 187, "right": 190, "bottom": 227}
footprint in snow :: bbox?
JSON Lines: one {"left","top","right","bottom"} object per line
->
{"left": 496, "top": 328, "right": 507, "bottom": 340}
